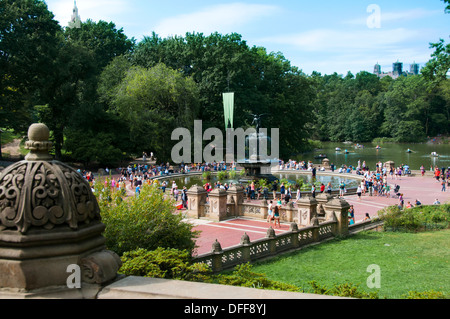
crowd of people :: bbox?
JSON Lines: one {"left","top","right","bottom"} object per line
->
{"left": 77, "top": 156, "right": 448, "bottom": 224}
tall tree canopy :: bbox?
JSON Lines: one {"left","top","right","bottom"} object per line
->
{"left": 0, "top": 0, "right": 61, "bottom": 132}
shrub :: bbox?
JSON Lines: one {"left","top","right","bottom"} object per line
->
{"left": 228, "top": 170, "right": 236, "bottom": 179}
{"left": 216, "top": 171, "right": 227, "bottom": 180}
{"left": 402, "top": 290, "right": 448, "bottom": 299}
{"left": 308, "top": 280, "right": 379, "bottom": 299}
{"left": 119, "top": 247, "right": 211, "bottom": 281}
{"left": 94, "top": 182, "right": 199, "bottom": 256}
{"left": 378, "top": 204, "right": 450, "bottom": 232}
{"left": 202, "top": 171, "right": 211, "bottom": 180}
{"left": 214, "top": 263, "right": 301, "bottom": 292}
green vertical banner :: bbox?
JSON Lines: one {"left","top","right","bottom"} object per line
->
{"left": 223, "top": 92, "right": 234, "bottom": 129}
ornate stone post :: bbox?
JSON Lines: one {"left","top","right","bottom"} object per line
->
{"left": 240, "top": 233, "right": 251, "bottom": 263}
{"left": 226, "top": 185, "right": 244, "bottom": 218}
{"left": 0, "top": 123, "right": 121, "bottom": 297}
{"left": 186, "top": 185, "right": 207, "bottom": 219}
{"left": 211, "top": 239, "right": 223, "bottom": 272}
{"left": 315, "top": 193, "right": 332, "bottom": 218}
{"left": 323, "top": 197, "right": 350, "bottom": 237}
{"left": 208, "top": 188, "right": 228, "bottom": 222}
{"left": 289, "top": 222, "right": 300, "bottom": 248}
{"left": 296, "top": 196, "right": 318, "bottom": 226}
{"left": 266, "top": 227, "right": 277, "bottom": 255}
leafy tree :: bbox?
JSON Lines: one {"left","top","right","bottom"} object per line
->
{"left": 58, "top": 20, "right": 135, "bottom": 163}
{"left": 422, "top": 39, "right": 450, "bottom": 86}
{"left": 131, "top": 32, "right": 314, "bottom": 159}
{"left": 103, "top": 63, "right": 200, "bottom": 163}
{"left": 0, "top": 0, "right": 61, "bottom": 134}
{"left": 95, "top": 182, "right": 199, "bottom": 256}
{"left": 35, "top": 39, "right": 97, "bottom": 159}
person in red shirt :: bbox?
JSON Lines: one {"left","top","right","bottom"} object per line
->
{"left": 434, "top": 167, "right": 441, "bottom": 182}
{"left": 320, "top": 183, "right": 325, "bottom": 193}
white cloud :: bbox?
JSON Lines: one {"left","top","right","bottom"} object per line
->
{"left": 152, "top": 2, "right": 280, "bottom": 37}
{"left": 262, "top": 27, "right": 434, "bottom": 75}
{"left": 343, "top": 8, "right": 442, "bottom": 26}
{"left": 261, "top": 28, "right": 425, "bottom": 53}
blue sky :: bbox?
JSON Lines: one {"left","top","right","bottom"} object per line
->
{"left": 45, "top": 0, "right": 449, "bottom": 75}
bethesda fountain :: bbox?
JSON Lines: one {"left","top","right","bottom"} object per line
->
{"left": 237, "top": 113, "right": 277, "bottom": 183}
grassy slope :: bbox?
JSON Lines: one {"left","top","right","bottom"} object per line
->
{"left": 251, "top": 229, "right": 450, "bottom": 298}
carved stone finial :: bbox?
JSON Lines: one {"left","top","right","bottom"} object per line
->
{"left": 289, "top": 222, "right": 299, "bottom": 232}
{"left": 24, "top": 123, "right": 53, "bottom": 161}
{"left": 266, "top": 226, "right": 276, "bottom": 238}
{"left": 211, "top": 239, "right": 222, "bottom": 253}
{"left": 240, "top": 232, "right": 250, "bottom": 245}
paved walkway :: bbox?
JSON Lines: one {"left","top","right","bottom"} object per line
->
{"left": 190, "top": 172, "right": 450, "bottom": 256}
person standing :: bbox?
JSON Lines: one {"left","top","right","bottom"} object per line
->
{"left": 348, "top": 205, "right": 355, "bottom": 224}
{"left": 326, "top": 182, "right": 332, "bottom": 195}
{"left": 280, "top": 182, "right": 285, "bottom": 200}
{"left": 181, "top": 186, "right": 188, "bottom": 209}
{"left": 271, "top": 181, "right": 278, "bottom": 200}
{"left": 272, "top": 204, "right": 280, "bottom": 228}
{"left": 267, "top": 200, "right": 274, "bottom": 223}
{"left": 357, "top": 185, "right": 362, "bottom": 200}
{"left": 339, "top": 181, "right": 346, "bottom": 198}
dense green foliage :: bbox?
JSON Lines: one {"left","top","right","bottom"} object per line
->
{"left": 1, "top": 0, "right": 449, "bottom": 163}
{"left": 94, "top": 181, "right": 199, "bottom": 256}
{"left": 309, "top": 71, "right": 449, "bottom": 143}
{"left": 120, "top": 247, "right": 211, "bottom": 281}
{"left": 378, "top": 204, "right": 450, "bottom": 232}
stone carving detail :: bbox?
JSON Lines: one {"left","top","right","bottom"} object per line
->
{"left": 0, "top": 161, "right": 101, "bottom": 233}
{"left": 80, "top": 250, "right": 122, "bottom": 284}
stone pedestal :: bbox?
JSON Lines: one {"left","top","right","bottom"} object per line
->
{"left": 384, "top": 161, "right": 395, "bottom": 171}
{"left": 322, "top": 158, "right": 330, "bottom": 169}
{"left": 315, "top": 193, "right": 332, "bottom": 217}
{"left": 186, "top": 185, "right": 207, "bottom": 219}
{"left": 0, "top": 123, "right": 121, "bottom": 295}
{"left": 226, "top": 185, "right": 244, "bottom": 217}
{"left": 208, "top": 188, "right": 228, "bottom": 222}
{"left": 323, "top": 198, "right": 350, "bottom": 237}
{"left": 296, "top": 196, "right": 318, "bottom": 226}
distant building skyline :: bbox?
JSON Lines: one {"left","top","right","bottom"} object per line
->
{"left": 373, "top": 61, "right": 420, "bottom": 79}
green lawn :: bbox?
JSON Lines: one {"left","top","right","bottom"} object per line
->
{"left": 251, "top": 229, "right": 450, "bottom": 298}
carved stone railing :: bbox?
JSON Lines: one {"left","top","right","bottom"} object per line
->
{"left": 193, "top": 214, "right": 350, "bottom": 272}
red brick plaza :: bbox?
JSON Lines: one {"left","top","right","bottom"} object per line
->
{"left": 189, "top": 171, "right": 450, "bottom": 255}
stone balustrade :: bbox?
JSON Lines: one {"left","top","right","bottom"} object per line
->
{"left": 193, "top": 217, "right": 339, "bottom": 273}
{"left": 186, "top": 184, "right": 350, "bottom": 227}
{"left": 186, "top": 183, "right": 355, "bottom": 272}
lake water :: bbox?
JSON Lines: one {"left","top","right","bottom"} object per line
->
{"left": 296, "top": 142, "right": 450, "bottom": 171}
